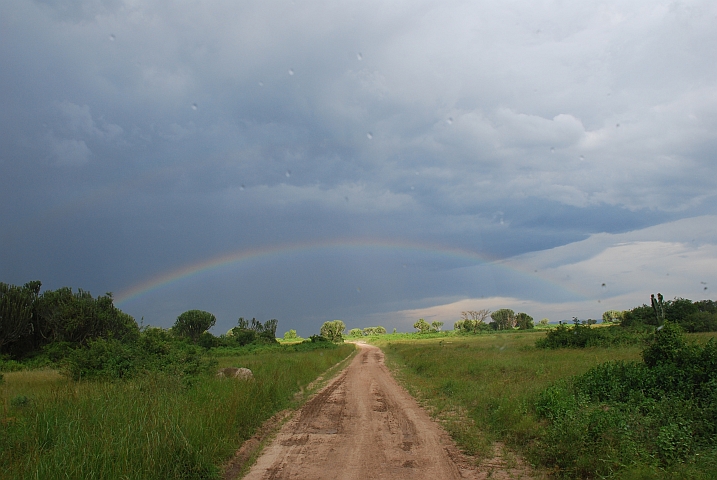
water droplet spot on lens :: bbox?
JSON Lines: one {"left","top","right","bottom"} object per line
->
{"left": 285, "top": 170, "right": 291, "bottom": 178}
{"left": 109, "top": 34, "right": 116, "bottom": 41}
{"left": 616, "top": 123, "right": 620, "bottom": 127}
{"left": 447, "top": 117, "right": 453, "bottom": 125}
{"left": 258, "top": 82, "right": 264, "bottom": 87}
{"left": 356, "top": 287, "right": 361, "bottom": 293}
{"left": 191, "top": 103, "right": 198, "bottom": 110}
{"left": 240, "top": 184, "right": 245, "bottom": 191}
{"left": 366, "top": 132, "right": 373, "bottom": 139}
{"left": 550, "top": 147, "right": 555, "bottom": 153}
{"left": 579, "top": 155, "right": 585, "bottom": 161}
{"left": 410, "top": 186, "right": 415, "bottom": 190}
{"left": 344, "top": 196, "right": 349, "bottom": 203}
{"left": 357, "top": 52, "right": 363, "bottom": 60}
{"left": 288, "top": 68, "right": 294, "bottom": 76}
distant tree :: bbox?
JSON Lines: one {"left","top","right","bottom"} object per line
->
{"left": 320, "top": 320, "right": 346, "bottom": 342}
{"left": 665, "top": 298, "right": 699, "bottom": 324}
{"left": 491, "top": 309, "right": 516, "bottom": 330}
{"left": 459, "top": 309, "right": 491, "bottom": 333}
{"left": 0, "top": 281, "right": 39, "bottom": 353}
{"left": 262, "top": 319, "right": 278, "bottom": 340}
{"left": 602, "top": 310, "right": 624, "bottom": 324}
{"left": 392, "top": 328, "right": 396, "bottom": 334}
{"left": 413, "top": 318, "right": 431, "bottom": 334}
{"left": 173, "top": 310, "right": 216, "bottom": 343}
{"left": 349, "top": 328, "right": 363, "bottom": 337}
{"left": 283, "top": 329, "right": 298, "bottom": 340}
{"left": 430, "top": 321, "right": 444, "bottom": 332}
{"left": 37, "top": 287, "right": 139, "bottom": 345}
{"left": 515, "top": 312, "right": 534, "bottom": 330}
{"left": 621, "top": 304, "right": 656, "bottom": 327}
{"left": 539, "top": 318, "right": 550, "bottom": 326}
{"left": 363, "top": 326, "right": 387, "bottom": 336}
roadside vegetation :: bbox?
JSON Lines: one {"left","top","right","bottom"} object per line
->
{"left": 4, "top": 278, "right": 717, "bottom": 479}
{"left": 370, "top": 295, "right": 717, "bottom": 479}
{"left": 0, "top": 280, "right": 356, "bottom": 479}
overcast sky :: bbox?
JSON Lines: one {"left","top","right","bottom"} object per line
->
{"left": 2, "top": 0, "right": 716, "bottom": 336}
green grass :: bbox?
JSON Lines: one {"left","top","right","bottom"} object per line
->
{"left": 372, "top": 332, "right": 640, "bottom": 470}
{"left": 372, "top": 330, "right": 717, "bottom": 478}
{"left": 0, "top": 344, "right": 355, "bottom": 479}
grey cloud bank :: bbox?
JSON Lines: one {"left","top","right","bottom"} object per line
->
{"left": 1, "top": 0, "right": 716, "bottom": 336}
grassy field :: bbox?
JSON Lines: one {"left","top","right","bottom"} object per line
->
{"left": 372, "top": 330, "right": 717, "bottom": 479}
{"left": 0, "top": 343, "right": 355, "bottom": 480}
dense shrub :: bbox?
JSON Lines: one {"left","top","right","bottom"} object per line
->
{"left": 64, "top": 330, "right": 215, "bottom": 381}
{"left": 535, "top": 320, "right": 646, "bottom": 349}
{"left": 621, "top": 297, "right": 717, "bottom": 332}
{"left": 534, "top": 322, "right": 717, "bottom": 476}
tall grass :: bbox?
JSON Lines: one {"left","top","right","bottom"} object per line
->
{"left": 374, "top": 331, "right": 717, "bottom": 478}
{"left": 373, "top": 333, "right": 642, "bottom": 465}
{"left": 0, "top": 344, "right": 355, "bottom": 479}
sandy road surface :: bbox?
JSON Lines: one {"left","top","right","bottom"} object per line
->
{"left": 242, "top": 343, "right": 483, "bottom": 479}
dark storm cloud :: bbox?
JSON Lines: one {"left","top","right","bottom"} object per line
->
{"left": 2, "top": 0, "right": 716, "bottom": 333}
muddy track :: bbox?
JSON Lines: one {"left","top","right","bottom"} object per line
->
{"left": 240, "top": 343, "right": 512, "bottom": 479}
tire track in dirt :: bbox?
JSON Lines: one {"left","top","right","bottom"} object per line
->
{"left": 241, "top": 343, "right": 530, "bottom": 479}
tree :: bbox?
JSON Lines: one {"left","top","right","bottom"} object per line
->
{"left": 349, "top": 328, "right": 363, "bottom": 337}
{"left": 431, "top": 321, "right": 444, "bottom": 332}
{"left": 413, "top": 318, "right": 431, "bottom": 334}
{"left": 515, "top": 312, "right": 534, "bottom": 329}
{"left": 602, "top": 310, "right": 624, "bottom": 324}
{"left": 539, "top": 318, "right": 549, "bottom": 326}
{"left": 283, "top": 329, "right": 297, "bottom": 340}
{"left": 363, "top": 326, "right": 387, "bottom": 336}
{"left": 173, "top": 310, "right": 216, "bottom": 343}
{"left": 37, "top": 287, "right": 139, "bottom": 345}
{"left": 459, "top": 309, "right": 491, "bottom": 333}
{"left": 320, "top": 320, "right": 346, "bottom": 342}
{"left": 0, "top": 281, "right": 39, "bottom": 353}
{"left": 490, "top": 309, "right": 516, "bottom": 330}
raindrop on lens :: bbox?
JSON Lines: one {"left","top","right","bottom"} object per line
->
{"left": 616, "top": 123, "right": 620, "bottom": 128}
{"left": 288, "top": 68, "right": 294, "bottom": 76}
{"left": 258, "top": 82, "right": 264, "bottom": 87}
{"left": 579, "top": 155, "right": 584, "bottom": 161}
{"left": 357, "top": 52, "right": 363, "bottom": 60}
{"left": 109, "top": 34, "right": 116, "bottom": 41}
{"left": 447, "top": 117, "right": 453, "bottom": 125}
{"left": 366, "top": 132, "right": 373, "bottom": 139}
{"left": 240, "top": 184, "right": 245, "bottom": 191}
{"left": 285, "top": 170, "right": 291, "bottom": 178}
{"left": 191, "top": 103, "right": 198, "bottom": 111}
{"left": 550, "top": 147, "right": 555, "bottom": 153}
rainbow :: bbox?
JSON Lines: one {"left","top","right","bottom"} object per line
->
{"left": 114, "top": 238, "right": 581, "bottom": 306}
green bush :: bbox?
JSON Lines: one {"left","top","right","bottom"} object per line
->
{"left": 533, "top": 322, "right": 717, "bottom": 476}
{"left": 536, "top": 320, "right": 646, "bottom": 349}
{"left": 63, "top": 332, "right": 215, "bottom": 381}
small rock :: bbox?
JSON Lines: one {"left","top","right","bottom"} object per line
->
{"left": 217, "top": 367, "right": 254, "bottom": 380}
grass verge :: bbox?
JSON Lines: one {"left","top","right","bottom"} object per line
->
{"left": 1, "top": 343, "right": 355, "bottom": 479}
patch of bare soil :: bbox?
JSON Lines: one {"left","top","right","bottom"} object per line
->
{"left": 231, "top": 343, "right": 535, "bottom": 479}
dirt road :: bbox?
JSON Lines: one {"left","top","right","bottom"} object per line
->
{"left": 241, "top": 343, "right": 484, "bottom": 479}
